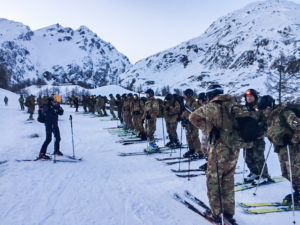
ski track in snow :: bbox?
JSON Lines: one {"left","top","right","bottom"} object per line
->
{"left": 0, "top": 90, "right": 299, "bottom": 225}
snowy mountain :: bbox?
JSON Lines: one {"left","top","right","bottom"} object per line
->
{"left": 0, "top": 19, "right": 131, "bottom": 88}
{"left": 119, "top": 0, "right": 300, "bottom": 100}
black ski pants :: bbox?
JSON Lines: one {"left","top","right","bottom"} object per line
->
{"left": 40, "top": 123, "right": 61, "bottom": 154}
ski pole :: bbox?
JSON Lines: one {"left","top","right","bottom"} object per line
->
{"left": 253, "top": 143, "right": 272, "bottom": 196}
{"left": 188, "top": 154, "right": 191, "bottom": 181}
{"left": 213, "top": 134, "right": 224, "bottom": 225}
{"left": 69, "top": 115, "right": 76, "bottom": 158}
{"left": 242, "top": 148, "right": 246, "bottom": 181}
{"left": 287, "top": 145, "right": 296, "bottom": 224}
{"left": 178, "top": 123, "right": 183, "bottom": 170}
{"left": 162, "top": 118, "right": 166, "bottom": 146}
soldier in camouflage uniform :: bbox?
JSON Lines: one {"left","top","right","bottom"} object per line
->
{"left": 102, "top": 96, "right": 108, "bottom": 116}
{"left": 242, "top": 89, "right": 272, "bottom": 184}
{"left": 143, "top": 89, "right": 160, "bottom": 151}
{"left": 82, "top": 95, "right": 88, "bottom": 113}
{"left": 19, "top": 95, "right": 25, "bottom": 110}
{"left": 257, "top": 95, "right": 300, "bottom": 206}
{"left": 96, "top": 95, "right": 104, "bottom": 116}
{"left": 4, "top": 96, "right": 8, "bottom": 106}
{"left": 116, "top": 94, "right": 124, "bottom": 124}
{"left": 123, "top": 94, "right": 134, "bottom": 130}
{"left": 131, "top": 94, "right": 146, "bottom": 139}
{"left": 190, "top": 84, "right": 253, "bottom": 224}
{"left": 163, "top": 93, "right": 181, "bottom": 147}
{"left": 28, "top": 95, "right": 36, "bottom": 120}
{"left": 182, "top": 89, "right": 202, "bottom": 158}
{"left": 109, "top": 94, "right": 117, "bottom": 119}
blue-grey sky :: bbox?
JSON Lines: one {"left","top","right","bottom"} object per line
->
{"left": 1, "top": 0, "right": 300, "bottom": 63}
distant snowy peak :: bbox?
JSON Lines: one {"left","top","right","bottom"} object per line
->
{"left": 0, "top": 19, "right": 131, "bottom": 88}
{"left": 119, "top": 0, "right": 300, "bottom": 99}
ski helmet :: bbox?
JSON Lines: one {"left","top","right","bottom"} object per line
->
{"left": 183, "top": 89, "right": 194, "bottom": 98}
{"left": 244, "top": 89, "right": 259, "bottom": 101}
{"left": 198, "top": 92, "right": 207, "bottom": 102}
{"left": 206, "top": 84, "right": 223, "bottom": 101}
{"left": 145, "top": 89, "right": 154, "bottom": 97}
{"left": 127, "top": 93, "right": 133, "bottom": 98}
{"left": 165, "top": 93, "right": 173, "bottom": 101}
{"left": 257, "top": 95, "right": 275, "bottom": 110}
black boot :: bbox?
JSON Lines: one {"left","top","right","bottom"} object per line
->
{"left": 165, "top": 136, "right": 174, "bottom": 147}
{"left": 53, "top": 150, "right": 63, "bottom": 156}
{"left": 199, "top": 162, "right": 207, "bottom": 171}
{"left": 183, "top": 149, "right": 195, "bottom": 158}
{"left": 38, "top": 153, "right": 51, "bottom": 160}
{"left": 139, "top": 132, "right": 147, "bottom": 141}
{"left": 283, "top": 184, "right": 300, "bottom": 207}
{"left": 223, "top": 213, "right": 238, "bottom": 225}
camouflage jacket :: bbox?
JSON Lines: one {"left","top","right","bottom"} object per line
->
{"left": 267, "top": 104, "right": 300, "bottom": 146}
{"left": 144, "top": 97, "right": 159, "bottom": 119}
{"left": 189, "top": 94, "right": 253, "bottom": 149}
{"left": 130, "top": 98, "right": 145, "bottom": 116}
{"left": 123, "top": 99, "right": 131, "bottom": 112}
{"left": 164, "top": 100, "right": 180, "bottom": 123}
{"left": 109, "top": 97, "right": 116, "bottom": 109}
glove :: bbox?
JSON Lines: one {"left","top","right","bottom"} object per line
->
{"left": 209, "top": 127, "right": 220, "bottom": 144}
{"left": 181, "top": 118, "right": 189, "bottom": 127}
{"left": 146, "top": 112, "right": 151, "bottom": 120}
{"left": 133, "top": 111, "right": 140, "bottom": 116}
{"left": 282, "top": 134, "right": 291, "bottom": 145}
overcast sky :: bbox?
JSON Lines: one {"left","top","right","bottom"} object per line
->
{"left": 1, "top": 0, "right": 299, "bottom": 63}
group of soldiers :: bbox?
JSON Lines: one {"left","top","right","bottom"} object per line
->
{"left": 75, "top": 86, "right": 298, "bottom": 225}
{"left": 15, "top": 85, "right": 299, "bottom": 224}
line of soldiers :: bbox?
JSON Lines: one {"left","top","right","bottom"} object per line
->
{"left": 89, "top": 86, "right": 299, "bottom": 224}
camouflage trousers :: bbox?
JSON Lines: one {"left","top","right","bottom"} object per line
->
{"left": 124, "top": 111, "right": 134, "bottom": 130}
{"left": 133, "top": 114, "right": 144, "bottom": 133}
{"left": 145, "top": 118, "right": 157, "bottom": 142}
{"left": 185, "top": 124, "right": 201, "bottom": 155}
{"left": 206, "top": 143, "right": 240, "bottom": 216}
{"left": 244, "top": 138, "right": 269, "bottom": 177}
{"left": 278, "top": 143, "right": 300, "bottom": 185}
{"left": 96, "top": 106, "right": 103, "bottom": 116}
{"left": 110, "top": 107, "right": 116, "bottom": 118}
{"left": 166, "top": 121, "right": 178, "bottom": 140}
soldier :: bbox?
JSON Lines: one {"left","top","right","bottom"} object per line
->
{"left": 102, "top": 96, "right": 108, "bottom": 116}
{"left": 19, "top": 95, "right": 25, "bottom": 110}
{"left": 123, "top": 94, "right": 134, "bottom": 130}
{"left": 242, "top": 89, "right": 272, "bottom": 184}
{"left": 116, "top": 94, "right": 124, "bottom": 124}
{"left": 82, "top": 95, "right": 88, "bottom": 113}
{"left": 28, "top": 95, "right": 36, "bottom": 120}
{"left": 143, "top": 89, "right": 160, "bottom": 152}
{"left": 197, "top": 92, "right": 210, "bottom": 171}
{"left": 189, "top": 84, "right": 252, "bottom": 224}
{"left": 4, "top": 96, "right": 8, "bottom": 106}
{"left": 163, "top": 93, "right": 181, "bottom": 147}
{"left": 257, "top": 95, "right": 300, "bottom": 206}
{"left": 73, "top": 96, "right": 79, "bottom": 112}
{"left": 109, "top": 94, "right": 117, "bottom": 120}
{"left": 181, "top": 89, "right": 202, "bottom": 158}
{"left": 96, "top": 95, "right": 104, "bottom": 116}
{"left": 131, "top": 94, "right": 146, "bottom": 139}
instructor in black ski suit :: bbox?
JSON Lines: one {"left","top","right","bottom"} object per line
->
{"left": 39, "top": 97, "right": 64, "bottom": 159}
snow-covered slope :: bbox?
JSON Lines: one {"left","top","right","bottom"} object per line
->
{"left": 0, "top": 93, "right": 298, "bottom": 225}
{"left": 119, "top": 0, "right": 300, "bottom": 99}
{"left": 0, "top": 19, "right": 131, "bottom": 87}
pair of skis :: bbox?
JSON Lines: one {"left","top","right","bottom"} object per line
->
{"left": 118, "top": 146, "right": 180, "bottom": 157}
{"left": 174, "top": 190, "right": 234, "bottom": 225}
{"left": 238, "top": 202, "right": 300, "bottom": 214}
{"left": 16, "top": 154, "right": 83, "bottom": 163}
{"left": 234, "top": 176, "right": 285, "bottom": 192}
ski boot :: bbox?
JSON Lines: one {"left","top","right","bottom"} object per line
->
{"left": 53, "top": 150, "right": 63, "bottom": 156}
{"left": 183, "top": 149, "right": 195, "bottom": 158}
{"left": 282, "top": 184, "right": 300, "bottom": 207}
{"left": 252, "top": 175, "right": 274, "bottom": 185}
{"left": 199, "top": 162, "right": 207, "bottom": 171}
{"left": 144, "top": 142, "right": 160, "bottom": 153}
{"left": 244, "top": 173, "right": 258, "bottom": 183}
{"left": 38, "top": 153, "right": 51, "bottom": 160}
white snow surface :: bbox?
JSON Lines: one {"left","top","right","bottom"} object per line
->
{"left": 0, "top": 88, "right": 299, "bottom": 225}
